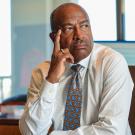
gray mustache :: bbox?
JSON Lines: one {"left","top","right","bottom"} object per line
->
{"left": 73, "top": 40, "right": 86, "bottom": 45}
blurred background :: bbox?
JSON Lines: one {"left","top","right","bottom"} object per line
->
{"left": 0, "top": 0, "right": 135, "bottom": 102}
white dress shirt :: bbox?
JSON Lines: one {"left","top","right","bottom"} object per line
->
{"left": 19, "top": 43, "right": 134, "bottom": 135}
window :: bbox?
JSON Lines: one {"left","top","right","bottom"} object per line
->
{"left": 78, "top": 0, "right": 117, "bottom": 41}
{"left": 78, "top": 0, "right": 135, "bottom": 41}
{"left": 0, "top": 0, "right": 11, "bottom": 101}
{"left": 125, "top": 0, "right": 135, "bottom": 41}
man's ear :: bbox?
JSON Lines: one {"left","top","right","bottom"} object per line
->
{"left": 49, "top": 32, "right": 56, "bottom": 42}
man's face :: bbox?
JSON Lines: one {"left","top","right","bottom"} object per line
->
{"left": 53, "top": 6, "right": 93, "bottom": 63}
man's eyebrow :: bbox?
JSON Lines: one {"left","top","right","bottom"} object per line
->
{"left": 79, "top": 20, "right": 89, "bottom": 25}
{"left": 59, "top": 19, "right": 89, "bottom": 28}
{"left": 61, "top": 23, "right": 74, "bottom": 27}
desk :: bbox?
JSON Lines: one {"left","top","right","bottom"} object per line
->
{"left": 0, "top": 105, "right": 23, "bottom": 135}
{"left": 0, "top": 118, "right": 21, "bottom": 135}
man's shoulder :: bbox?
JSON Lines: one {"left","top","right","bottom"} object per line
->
{"left": 89, "top": 43, "right": 127, "bottom": 68}
{"left": 92, "top": 43, "right": 125, "bottom": 60}
{"left": 36, "top": 61, "right": 51, "bottom": 69}
{"left": 93, "top": 43, "right": 117, "bottom": 54}
{"left": 32, "top": 61, "right": 50, "bottom": 78}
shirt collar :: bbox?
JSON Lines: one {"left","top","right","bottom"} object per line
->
{"left": 61, "top": 53, "right": 91, "bottom": 81}
{"left": 65, "top": 53, "right": 91, "bottom": 72}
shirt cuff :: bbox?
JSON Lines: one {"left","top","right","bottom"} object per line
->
{"left": 40, "top": 79, "right": 59, "bottom": 102}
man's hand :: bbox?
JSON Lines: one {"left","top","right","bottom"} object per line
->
{"left": 46, "top": 29, "right": 74, "bottom": 83}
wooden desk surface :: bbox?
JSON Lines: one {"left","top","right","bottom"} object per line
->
{"left": 0, "top": 117, "right": 21, "bottom": 135}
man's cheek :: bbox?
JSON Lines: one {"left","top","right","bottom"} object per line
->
{"left": 63, "top": 42, "right": 70, "bottom": 48}
{"left": 61, "top": 43, "right": 68, "bottom": 49}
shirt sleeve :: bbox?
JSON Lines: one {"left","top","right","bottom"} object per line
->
{"left": 49, "top": 53, "right": 134, "bottom": 135}
{"left": 19, "top": 67, "right": 58, "bottom": 135}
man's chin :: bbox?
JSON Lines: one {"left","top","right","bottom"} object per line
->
{"left": 73, "top": 50, "right": 90, "bottom": 63}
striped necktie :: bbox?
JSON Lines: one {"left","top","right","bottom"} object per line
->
{"left": 63, "top": 64, "right": 83, "bottom": 130}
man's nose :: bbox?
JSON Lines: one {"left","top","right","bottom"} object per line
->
{"left": 73, "top": 27, "right": 83, "bottom": 41}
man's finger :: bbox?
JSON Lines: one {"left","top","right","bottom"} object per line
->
{"left": 53, "top": 29, "right": 61, "bottom": 54}
{"left": 60, "top": 53, "right": 74, "bottom": 64}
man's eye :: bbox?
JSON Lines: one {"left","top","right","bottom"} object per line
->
{"left": 63, "top": 27, "right": 73, "bottom": 33}
{"left": 80, "top": 24, "right": 89, "bottom": 29}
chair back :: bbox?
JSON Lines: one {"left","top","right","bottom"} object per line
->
{"left": 1, "top": 94, "right": 27, "bottom": 105}
{"left": 128, "top": 66, "right": 135, "bottom": 135}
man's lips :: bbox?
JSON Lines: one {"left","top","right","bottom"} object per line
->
{"left": 72, "top": 44, "right": 87, "bottom": 50}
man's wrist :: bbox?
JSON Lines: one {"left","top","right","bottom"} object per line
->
{"left": 46, "top": 75, "right": 59, "bottom": 83}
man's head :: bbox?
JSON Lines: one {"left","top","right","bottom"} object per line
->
{"left": 50, "top": 3, "right": 93, "bottom": 63}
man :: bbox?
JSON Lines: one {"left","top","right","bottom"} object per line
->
{"left": 19, "top": 3, "right": 134, "bottom": 135}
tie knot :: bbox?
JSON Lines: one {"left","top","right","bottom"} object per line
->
{"left": 71, "top": 64, "right": 83, "bottom": 72}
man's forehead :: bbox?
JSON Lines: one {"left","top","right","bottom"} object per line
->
{"left": 53, "top": 4, "right": 88, "bottom": 20}
{"left": 54, "top": 3, "right": 83, "bottom": 12}
{"left": 55, "top": 8, "right": 88, "bottom": 24}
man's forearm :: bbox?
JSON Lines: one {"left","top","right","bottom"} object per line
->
{"left": 19, "top": 80, "right": 58, "bottom": 135}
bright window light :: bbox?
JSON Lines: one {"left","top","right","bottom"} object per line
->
{"left": 0, "top": 0, "right": 11, "bottom": 76}
{"left": 78, "top": 0, "right": 117, "bottom": 41}
{"left": 3, "top": 78, "right": 11, "bottom": 99}
{"left": 125, "top": 0, "right": 135, "bottom": 41}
